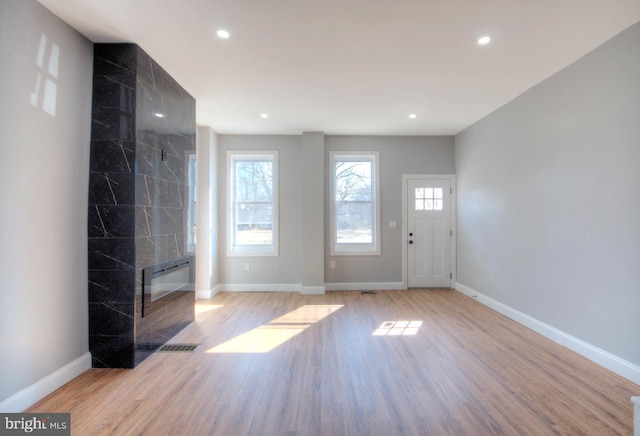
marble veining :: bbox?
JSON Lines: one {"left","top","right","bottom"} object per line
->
{"left": 90, "top": 139, "right": 134, "bottom": 173}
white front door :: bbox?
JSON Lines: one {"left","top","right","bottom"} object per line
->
{"left": 407, "top": 177, "right": 451, "bottom": 288}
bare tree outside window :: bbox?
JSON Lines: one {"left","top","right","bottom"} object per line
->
{"left": 233, "top": 158, "right": 274, "bottom": 246}
{"left": 334, "top": 159, "right": 373, "bottom": 244}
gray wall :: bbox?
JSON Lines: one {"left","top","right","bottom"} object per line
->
{"left": 216, "top": 134, "right": 454, "bottom": 287}
{"left": 0, "top": 0, "right": 93, "bottom": 403}
{"left": 325, "top": 136, "right": 454, "bottom": 283}
{"left": 301, "top": 132, "right": 325, "bottom": 291}
{"left": 455, "top": 22, "right": 640, "bottom": 366}
{"left": 217, "top": 135, "right": 303, "bottom": 285}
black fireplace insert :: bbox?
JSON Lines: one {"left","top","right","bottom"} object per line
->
{"left": 142, "top": 256, "right": 194, "bottom": 317}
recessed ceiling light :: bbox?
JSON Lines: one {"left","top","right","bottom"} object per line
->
{"left": 478, "top": 36, "right": 491, "bottom": 45}
{"left": 217, "top": 29, "right": 230, "bottom": 39}
{"left": 154, "top": 112, "right": 164, "bottom": 118}
{"left": 409, "top": 114, "right": 417, "bottom": 119}
{"left": 260, "top": 113, "right": 268, "bottom": 119}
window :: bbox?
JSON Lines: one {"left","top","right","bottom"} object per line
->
{"left": 228, "top": 151, "right": 278, "bottom": 255}
{"left": 415, "top": 187, "right": 443, "bottom": 211}
{"left": 330, "top": 151, "right": 380, "bottom": 255}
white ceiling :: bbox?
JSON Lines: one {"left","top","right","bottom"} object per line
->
{"left": 38, "top": 0, "right": 640, "bottom": 135}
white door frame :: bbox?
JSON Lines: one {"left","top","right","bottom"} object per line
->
{"left": 402, "top": 174, "right": 456, "bottom": 289}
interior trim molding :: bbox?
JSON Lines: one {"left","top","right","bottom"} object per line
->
{"left": 0, "top": 352, "right": 92, "bottom": 413}
{"left": 325, "top": 282, "right": 405, "bottom": 291}
{"left": 196, "top": 289, "right": 215, "bottom": 300}
{"left": 203, "top": 282, "right": 407, "bottom": 294}
{"left": 455, "top": 282, "right": 640, "bottom": 385}
{"left": 632, "top": 397, "right": 640, "bottom": 435}
{"left": 301, "top": 286, "right": 326, "bottom": 295}
{"left": 215, "top": 283, "right": 302, "bottom": 293}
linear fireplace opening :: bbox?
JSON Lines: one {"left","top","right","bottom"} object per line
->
{"left": 142, "top": 256, "right": 194, "bottom": 317}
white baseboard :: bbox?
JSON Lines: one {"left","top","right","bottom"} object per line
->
{"left": 325, "top": 282, "right": 405, "bottom": 292}
{"left": 206, "top": 282, "right": 406, "bottom": 294}
{"left": 216, "top": 283, "right": 302, "bottom": 293}
{"left": 455, "top": 282, "right": 640, "bottom": 385}
{"left": 196, "top": 290, "right": 212, "bottom": 299}
{"left": 301, "top": 286, "right": 325, "bottom": 295}
{"left": 0, "top": 352, "right": 92, "bottom": 413}
{"left": 632, "top": 397, "right": 640, "bottom": 436}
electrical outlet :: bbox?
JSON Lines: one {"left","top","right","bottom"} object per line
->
{"left": 330, "top": 260, "right": 336, "bottom": 269}
{"left": 244, "top": 263, "right": 250, "bottom": 271}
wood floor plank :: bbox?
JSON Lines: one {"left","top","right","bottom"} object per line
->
{"left": 27, "top": 289, "right": 639, "bottom": 435}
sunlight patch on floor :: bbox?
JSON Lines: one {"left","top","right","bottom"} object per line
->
{"left": 373, "top": 320, "right": 423, "bottom": 336}
{"left": 207, "top": 305, "right": 343, "bottom": 353}
{"left": 196, "top": 304, "right": 224, "bottom": 315}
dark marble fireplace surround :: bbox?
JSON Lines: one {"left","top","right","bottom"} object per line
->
{"left": 88, "top": 44, "right": 196, "bottom": 368}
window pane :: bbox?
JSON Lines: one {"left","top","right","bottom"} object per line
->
{"left": 425, "top": 199, "right": 433, "bottom": 210}
{"left": 235, "top": 204, "right": 273, "bottom": 245}
{"left": 228, "top": 152, "right": 278, "bottom": 255}
{"left": 415, "top": 199, "right": 423, "bottom": 211}
{"left": 434, "top": 199, "right": 443, "bottom": 211}
{"left": 335, "top": 161, "right": 372, "bottom": 202}
{"left": 235, "top": 226, "right": 273, "bottom": 246}
{"left": 425, "top": 187, "right": 433, "bottom": 199}
{"left": 331, "top": 152, "right": 378, "bottom": 254}
{"left": 335, "top": 202, "right": 373, "bottom": 244}
{"left": 235, "top": 161, "right": 273, "bottom": 202}
{"left": 236, "top": 203, "right": 272, "bottom": 227}
{"left": 434, "top": 188, "right": 443, "bottom": 199}
{"left": 415, "top": 188, "right": 423, "bottom": 199}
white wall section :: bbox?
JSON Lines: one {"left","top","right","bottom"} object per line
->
{"left": 196, "top": 127, "right": 218, "bottom": 299}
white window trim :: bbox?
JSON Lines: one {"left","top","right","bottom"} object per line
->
{"left": 227, "top": 150, "right": 279, "bottom": 257}
{"left": 330, "top": 151, "right": 381, "bottom": 256}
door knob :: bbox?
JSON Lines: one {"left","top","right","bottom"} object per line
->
{"left": 409, "top": 240, "right": 413, "bottom": 244}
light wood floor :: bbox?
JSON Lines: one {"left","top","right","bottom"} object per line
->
{"left": 28, "top": 289, "right": 638, "bottom": 435}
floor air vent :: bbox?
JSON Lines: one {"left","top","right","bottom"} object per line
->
{"left": 158, "top": 344, "right": 201, "bottom": 352}
{"left": 361, "top": 290, "right": 377, "bottom": 295}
